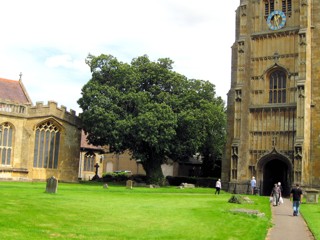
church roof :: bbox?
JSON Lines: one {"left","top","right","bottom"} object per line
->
{"left": 80, "top": 130, "right": 105, "bottom": 152}
{"left": 0, "top": 77, "right": 32, "bottom": 104}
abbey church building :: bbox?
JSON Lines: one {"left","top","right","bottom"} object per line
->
{"left": 0, "top": 77, "right": 81, "bottom": 182}
{"left": 223, "top": 0, "right": 320, "bottom": 195}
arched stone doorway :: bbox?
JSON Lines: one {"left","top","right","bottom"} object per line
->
{"left": 257, "top": 150, "right": 292, "bottom": 196}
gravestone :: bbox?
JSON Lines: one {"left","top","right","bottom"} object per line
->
{"left": 230, "top": 208, "right": 265, "bottom": 217}
{"left": 126, "top": 180, "right": 133, "bottom": 189}
{"left": 103, "top": 183, "right": 109, "bottom": 189}
{"left": 91, "top": 163, "right": 100, "bottom": 181}
{"left": 46, "top": 176, "right": 58, "bottom": 193}
{"left": 180, "top": 183, "right": 195, "bottom": 189}
{"left": 305, "top": 189, "right": 319, "bottom": 203}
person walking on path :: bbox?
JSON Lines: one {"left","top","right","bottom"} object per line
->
{"left": 290, "top": 183, "right": 303, "bottom": 216}
{"left": 266, "top": 198, "right": 315, "bottom": 240}
{"left": 215, "top": 179, "right": 221, "bottom": 195}
{"left": 271, "top": 183, "right": 281, "bottom": 206}
{"left": 250, "top": 176, "right": 256, "bottom": 194}
{"left": 277, "top": 182, "right": 283, "bottom": 194}
{"left": 277, "top": 182, "right": 284, "bottom": 205}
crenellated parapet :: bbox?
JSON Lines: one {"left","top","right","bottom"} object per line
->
{"left": 27, "top": 101, "right": 81, "bottom": 127}
{"left": 1, "top": 100, "right": 81, "bottom": 127}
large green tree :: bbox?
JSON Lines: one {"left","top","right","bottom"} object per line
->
{"left": 78, "top": 54, "right": 226, "bottom": 183}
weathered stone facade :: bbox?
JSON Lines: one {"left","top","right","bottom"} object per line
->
{"left": 0, "top": 78, "right": 81, "bottom": 182}
{"left": 78, "top": 134, "right": 147, "bottom": 181}
{"left": 223, "top": 0, "right": 320, "bottom": 195}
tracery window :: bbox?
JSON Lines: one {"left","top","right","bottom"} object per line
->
{"left": 282, "top": 0, "right": 292, "bottom": 14}
{"left": 269, "top": 70, "right": 287, "bottom": 103}
{"left": 231, "top": 157, "right": 238, "bottom": 180}
{"left": 84, "top": 152, "right": 95, "bottom": 171}
{"left": 231, "top": 146, "right": 238, "bottom": 180}
{"left": 264, "top": 0, "right": 274, "bottom": 17}
{"left": 0, "top": 123, "right": 13, "bottom": 165}
{"left": 33, "top": 121, "right": 60, "bottom": 169}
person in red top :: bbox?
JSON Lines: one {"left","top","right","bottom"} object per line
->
{"left": 290, "top": 183, "right": 303, "bottom": 216}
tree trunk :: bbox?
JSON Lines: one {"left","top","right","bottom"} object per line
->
{"left": 142, "top": 155, "right": 165, "bottom": 185}
{"left": 201, "top": 154, "right": 214, "bottom": 177}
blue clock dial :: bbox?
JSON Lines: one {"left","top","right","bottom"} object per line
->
{"left": 267, "top": 11, "right": 286, "bottom": 30}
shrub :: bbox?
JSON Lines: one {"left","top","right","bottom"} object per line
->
{"left": 131, "top": 174, "right": 147, "bottom": 183}
{"left": 102, "top": 172, "right": 130, "bottom": 182}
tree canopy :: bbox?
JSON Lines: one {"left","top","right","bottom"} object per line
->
{"left": 78, "top": 54, "right": 226, "bottom": 183}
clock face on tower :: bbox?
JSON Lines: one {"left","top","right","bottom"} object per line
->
{"left": 267, "top": 10, "right": 286, "bottom": 30}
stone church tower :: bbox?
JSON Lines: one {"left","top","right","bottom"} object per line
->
{"left": 223, "top": 0, "right": 320, "bottom": 196}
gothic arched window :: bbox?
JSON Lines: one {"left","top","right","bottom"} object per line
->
{"left": 269, "top": 70, "right": 287, "bottom": 103}
{"left": 33, "top": 121, "right": 61, "bottom": 169}
{"left": 84, "top": 152, "right": 95, "bottom": 171}
{"left": 0, "top": 122, "right": 13, "bottom": 166}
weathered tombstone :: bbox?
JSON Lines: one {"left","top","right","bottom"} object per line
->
{"left": 230, "top": 208, "right": 265, "bottom": 217}
{"left": 305, "top": 189, "right": 319, "bottom": 203}
{"left": 46, "top": 176, "right": 58, "bottom": 193}
{"left": 180, "top": 183, "right": 195, "bottom": 189}
{"left": 126, "top": 180, "right": 133, "bottom": 189}
{"left": 103, "top": 183, "right": 109, "bottom": 189}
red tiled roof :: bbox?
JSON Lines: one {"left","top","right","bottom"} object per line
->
{"left": 81, "top": 130, "right": 104, "bottom": 151}
{"left": 0, "top": 78, "right": 31, "bottom": 104}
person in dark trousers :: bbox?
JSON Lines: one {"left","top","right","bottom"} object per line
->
{"left": 290, "top": 183, "right": 303, "bottom": 216}
{"left": 215, "top": 179, "right": 221, "bottom": 195}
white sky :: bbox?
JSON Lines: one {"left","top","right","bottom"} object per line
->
{"left": 1, "top": 0, "right": 239, "bottom": 114}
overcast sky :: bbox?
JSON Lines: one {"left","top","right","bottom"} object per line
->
{"left": 1, "top": 0, "right": 239, "bottom": 114}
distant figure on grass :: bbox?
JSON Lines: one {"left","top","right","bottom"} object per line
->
{"left": 250, "top": 176, "right": 256, "bottom": 194}
{"left": 271, "top": 183, "right": 281, "bottom": 206}
{"left": 290, "top": 184, "right": 303, "bottom": 216}
{"left": 215, "top": 179, "right": 221, "bottom": 195}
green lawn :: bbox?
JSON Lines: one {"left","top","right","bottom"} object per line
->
{"left": 301, "top": 202, "right": 320, "bottom": 239}
{"left": 0, "top": 182, "right": 272, "bottom": 240}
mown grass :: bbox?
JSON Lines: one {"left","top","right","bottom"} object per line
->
{"left": 0, "top": 181, "right": 272, "bottom": 240}
{"left": 301, "top": 202, "right": 320, "bottom": 239}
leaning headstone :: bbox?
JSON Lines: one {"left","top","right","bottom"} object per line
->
{"left": 242, "top": 196, "right": 254, "bottom": 204}
{"left": 46, "top": 176, "right": 58, "bottom": 193}
{"left": 180, "top": 183, "right": 195, "bottom": 189}
{"left": 126, "top": 180, "right": 133, "bottom": 189}
{"left": 103, "top": 183, "right": 109, "bottom": 189}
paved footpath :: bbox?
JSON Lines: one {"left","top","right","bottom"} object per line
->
{"left": 266, "top": 198, "right": 315, "bottom": 240}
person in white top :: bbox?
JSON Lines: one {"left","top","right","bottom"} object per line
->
{"left": 250, "top": 176, "right": 256, "bottom": 194}
{"left": 215, "top": 179, "right": 221, "bottom": 195}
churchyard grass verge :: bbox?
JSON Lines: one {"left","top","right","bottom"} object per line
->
{"left": 0, "top": 181, "right": 271, "bottom": 240}
{"left": 301, "top": 203, "right": 320, "bottom": 239}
